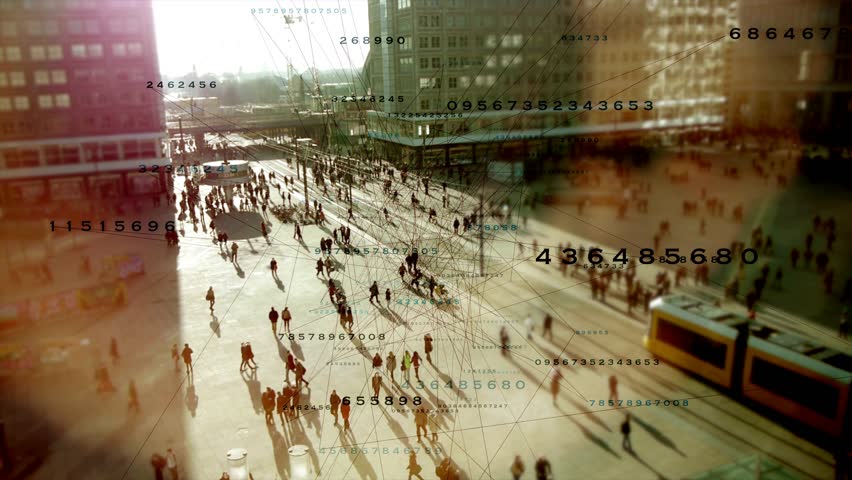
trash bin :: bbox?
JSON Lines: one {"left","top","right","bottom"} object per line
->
{"left": 226, "top": 448, "right": 250, "bottom": 480}
{"left": 288, "top": 444, "right": 311, "bottom": 479}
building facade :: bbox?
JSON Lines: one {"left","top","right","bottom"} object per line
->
{"left": 362, "top": 0, "right": 732, "bottom": 171}
{"left": 0, "top": 0, "right": 169, "bottom": 218}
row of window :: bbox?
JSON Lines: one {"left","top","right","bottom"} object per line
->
{"left": 0, "top": 93, "right": 70, "bottom": 111}
{"left": 0, "top": 112, "right": 163, "bottom": 141}
{"left": 1, "top": 139, "right": 162, "bottom": 169}
{"left": 0, "top": 18, "right": 143, "bottom": 37}
{"left": 0, "top": 69, "right": 66, "bottom": 87}
{"left": 0, "top": 42, "right": 143, "bottom": 62}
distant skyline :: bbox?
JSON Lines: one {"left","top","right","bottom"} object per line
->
{"left": 153, "top": 0, "right": 370, "bottom": 77}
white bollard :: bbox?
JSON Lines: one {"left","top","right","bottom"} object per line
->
{"left": 288, "top": 445, "right": 312, "bottom": 479}
{"left": 226, "top": 448, "right": 250, "bottom": 480}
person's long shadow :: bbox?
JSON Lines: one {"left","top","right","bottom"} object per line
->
{"left": 185, "top": 383, "right": 198, "bottom": 418}
{"left": 558, "top": 405, "right": 620, "bottom": 458}
{"left": 289, "top": 340, "right": 305, "bottom": 361}
{"left": 626, "top": 447, "right": 671, "bottom": 480}
{"left": 430, "top": 364, "right": 469, "bottom": 404}
{"left": 376, "top": 305, "right": 409, "bottom": 329}
{"left": 234, "top": 262, "right": 245, "bottom": 278}
{"left": 345, "top": 432, "right": 379, "bottom": 480}
{"left": 632, "top": 415, "right": 687, "bottom": 457}
{"left": 274, "top": 277, "right": 285, "bottom": 292}
{"left": 302, "top": 388, "right": 323, "bottom": 433}
{"left": 276, "top": 341, "right": 290, "bottom": 366}
{"left": 241, "top": 369, "right": 263, "bottom": 414}
{"left": 209, "top": 315, "right": 221, "bottom": 338}
{"left": 288, "top": 416, "right": 323, "bottom": 477}
{"left": 266, "top": 421, "right": 291, "bottom": 480}
{"left": 381, "top": 408, "right": 416, "bottom": 451}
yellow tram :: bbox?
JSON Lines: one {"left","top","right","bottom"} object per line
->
{"left": 646, "top": 294, "right": 851, "bottom": 437}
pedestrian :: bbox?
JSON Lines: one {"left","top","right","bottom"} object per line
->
{"left": 386, "top": 351, "right": 397, "bottom": 382}
{"left": 170, "top": 343, "right": 180, "bottom": 372}
{"left": 412, "top": 351, "right": 422, "bottom": 381}
{"left": 608, "top": 375, "right": 618, "bottom": 403}
{"left": 330, "top": 389, "right": 341, "bottom": 425}
{"left": 511, "top": 455, "right": 525, "bottom": 480}
{"left": 294, "top": 222, "right": 302, "bottom": 241}
{"left": 369, "top": 281, "right": 380, "bottom": 304}
{"left": 240, "top": 343, "right": 249, "bottom": 372}
{"left": 181, "top": 344, "right": 193, "bottom": 374}
{"left": 286, "top": 352, "right": 296, "bottom": 382}
{"left": 621, "top": 413, "right": 632, "bottom": 451}
{"left": 428, "top": 409, "right": 439, "bottom": 442}
{"left": 206, "top": 286, "right": 215, "bottom": 312}
{"left": 415, "top": 408, "right": 428, "bottom": 442}
{"left": 270, "top": 258, "right": 278, "bottom": 279}
{"left": 245, "top": 342, "right": 257, "bottom": 369}
{"left": 166, "top": 448, "right": 179, "bottom": 480}
{"left": 128, "top": 380, "right": 140, "bottom": 412}
{"left": 345, "top": 307, "right": 354, "bottom": 331}
{"left": 316, "top": 258, "right": 325, "bottom": 277}
{"left": 276, "top": 389, "right": 287, "bottom": 424}
{"left": 372, "top": 371, "right": 382, "bottom": 398}
{"left": 109, "top": 337, "right": 120, "bottom": 365}
{"left": 543, "top": 314, "right": 553, "bottom": 340}
{"left": 407, "top": 451, "right": 425, "bottom": 480}
{"left": 341, "top": 398, "right": 351, "bottom": 430}
{"left": 500, "top": 327, "right": 510, "bottom": 356}
{"left": 839, "top": 307, "right": 849, "bottom": 339}
{"left": 151, "top": 453, "right": 167, "bottom": 480}
{"left": 525, "top": 314, "right": 534, "bottom": 339}
{"left": 295, "top": 361, "right": 310, "bottom": 388}
{"left": 386, "top": 288, "right": 392, "bottom": 306}
{"left": 549, "top": 365, "right": 561, "bottom": 405}
{"left": 424, "top": 334, "right": 433, "bottom": 363}
{"left": 262, "top": 387, "right": 275, "bottom": 424}
{"left": 534, "top": 456, "right": 552, "bottom": 480}
{"left": 281, "top": 306, "right": 292, "bottom": 333}
{"left": 269, "top": 306, "right": 279, "bottom": 334}
{"left": 230, "top": 242, "right": 239, "bottom": 262}
{"left": 403, "top": 351, "right": 412, "bottom": 382}
{"left": 372, "top": 352, "right": 383, "bottom": 369}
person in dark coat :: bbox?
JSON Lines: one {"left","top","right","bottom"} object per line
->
{"left": 268, "top": 307, "right": 279, "bottom": 334}
{"left": 621, "top": 413, "right": 632, "bottom": 451}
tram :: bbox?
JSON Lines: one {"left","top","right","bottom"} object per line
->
{"left": 645, "top": 294, "right": 851, "bottom": 437}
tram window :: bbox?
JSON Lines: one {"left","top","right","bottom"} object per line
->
{"left": 750, "top": 358, "right": 839, "bottom": 419}
{"left": 656, "top": 318, "right": 727, "bottom": 369}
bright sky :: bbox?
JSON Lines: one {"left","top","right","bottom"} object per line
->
{"left": 152, "top": 0, "right": 370, "bottom": 76}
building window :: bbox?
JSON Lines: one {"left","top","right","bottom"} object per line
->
{"left": 51, "top": 70, "right": 66, "bottom": 84}
{"left": 44, "top": 20, "right": 59, "bottom": 35}
{"left": 400, "top": 37, "right": 411, "bottom": 50}
{"left": 112, "top": 43, "right": 127, "bottom": 57}
{"left": 26, "top": 20, "right": 43, "bottom": 35}
{"left": 448, "top": 77, "right": 457, "bottom": 88}
{"left": 418, "top": 16, "right": 428, "bottom": 27}
{"left": 38, "top": 95, "right": 54, "bottom": 109}
{"left": 398, "top": 0, "right": 410, "bottom": 8}
{"left": 432, "top": 57, "right": 441, "bottom": 68}
{"left": 419, "top": 78, "right": 431, "bottom": 88}
{"left": 14, "top": 96, "right": 30, "bottom": 110}
{"left": 47, "top": 45, "right": 63, "bottom": 60}
{"left": 0, "top": 98, "right": 10, "bottom": 111}
{"left": 5, "top": 46, "right": 21, "bottom": 61}
{"left": 431, "top": 36, "right": 440, "bottom": 48}
{"left": 84, "top": 19, "right": 99, "bottom": 34}
{"left": 0, "top": 73, "right": 6, "bottom": 87}
{"left": 459, "top": 36, "right": 468, "bottom": 48}
{"left": 0, "top": 21, "right": 17, "bottom": 36}
{"left": 71, "top": 44, "right": 86, "bottom": 58}
{"left": 67, "top": 20, "right": 83, "bottom": 34}
{"left": 420, "top": 58, "right": 429, "bottom": 69}
{"left": 87, "top": 44, "right": 103, "bottom": 57}
{"left": 459, "top": 76, "right": 469, "bottom": 87}
{"left": 10, "top": 72, "right": 25, "bottom": 87}
{"left": 30, "top": 45, "right": 46, "bottom": 61}
{"left": 448, "top": 36, "right": 456, "bottom": 48}
{"left": 420, "top": 99, "right": 429, "bottom": 110}
{"left": 34, "top": 70, "right": 50, "bottom": 85}
{"left": 430, "top": 15, "right": 440, "bottom": 27}
{"left": 55, "top": 93, "right": 70, "bottom": 108}
{"left": 448, "top": 57, "right": 458, "bottom": 68}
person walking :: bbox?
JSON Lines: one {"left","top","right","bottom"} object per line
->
{"left": 244, "top": 342, "right": 258, "bottom": 369}
{"left": 270, "top": 258, "right": 278, "bottom": 279}
{"left": 534, "top": 457, "right": 552, "bottom": 480}
{"left": 621, "top": 413, "right": 633, "bottom": 452}
{"left": 240, "top": 343, "right": 249, "bottom": 372}
{"left": 369, "top": 281, "right": 380, "bottom": 305}
{"left": 330, "top": 389, "right": 341, "bottom": 425}
{"left": 268, "top": 306, "right": 279, "bottom": 335}
{"left": 500, "top": 327, "right": 510, "bottom": 356}
{"left": 170, "top": 343, "right": 180, "bottom": 372}
{"left": 128, "top": 380, "right": 140, "bottom": 413}
{"left": 424, "top": 334, "right": 433, "bottom": 363}
{"left": 151, "top": 452, "right": 167, "bottom": 480}
{"left": 412, "top": 351, "right": 422, "bottom": 381}
{"left": 372, "top": 372, "right": 382, "bottom": 398}
{"left": 403, "top": 351, "right": 412, "bottom": 382}
{"left": 181, "top": 344, "right": 193, "bottom": 375}
{"left": 341, "top": 398, "right": 351, "bottom": 430}
{"left": 372, "top": 352, "right": 383, "bottom": 369}
{"left": 525, "top": 314, "right": 534, "bottom": 340}
{"left": 428, "top": 409, "right": 439, "bottom": 442}
{"left": 281, "top": 306, "right": 292, "bottom": 333}
{"left": 262, "top": 387, "right": 275, "bottom": 424}
{"left": 166, "top": 448, "right": 179, "bottom": 480}
{"left": 316, "top": 258, "right": 325, "bottom": 277}
{"left": 286, "top": 353, "right": 296, "bottom": 382}
{"left": 205, "top": 286, "right": 215, "bottom": 313}
{"left": 407, "top": 451, "right": 425, "bottom": 480}
{"left": 415, "top": 408, "right": 428, "bottom": 442}
{"left": 230, "top": 242, "right": 239, "bottom": 263}
{"left": 110, "top": 337, "right": 120, "bottom": 366}
{"left": 608, "top": 375, "right": 618, "bottom": 403}
{"left": 295, "top": 361, "right": 310, "bottom": 389}
{"left": 510, "top": 455, "right": 525, "bottom": 480}
{"left": 386, "top": 351, "right": 397, "bottom": 382}
{"left": 543, "top": 314, "right": 553, "bottom": 341}
{"left": 294, "top": 221, "right": 302, "bottom": 241}
{"left": 276, "top": 389, "right": 287, "bottom": 424}
{"left": 385, "top": 288, "right": 392, "bottom": 307}
{"left": 549, "top": 365, "right": 562, "bottom": 405}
